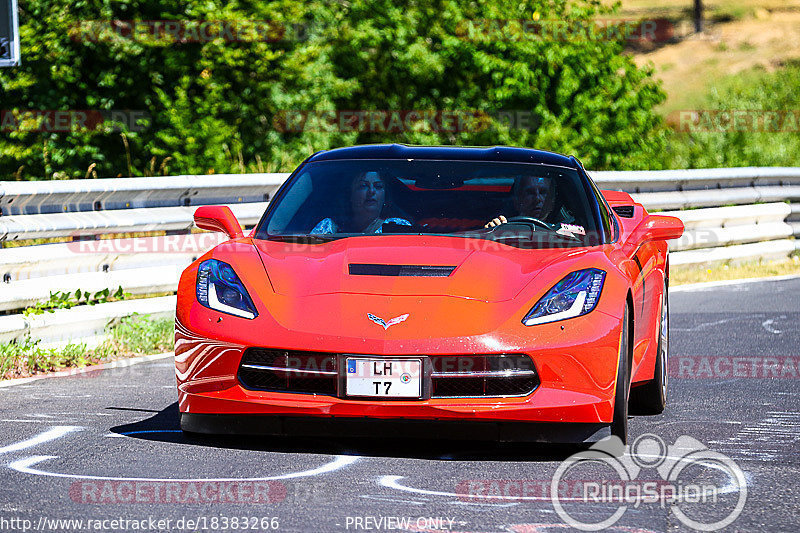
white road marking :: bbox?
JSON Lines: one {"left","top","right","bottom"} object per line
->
{"left": 9, "top": 454, "right": 360, "bottom": 482}
{"left": 360, "top": 494, "right": 427, "bottom": 505}
{"left": 379, "top": 452, "right": 748, "bottom": 502}
{"left": 672, "top": 317, "right": 740, "bottom": 332}
{"left": 0, "top": 426, "right": 82, "bottom": 455}
{"left": 761, "top": 316, "right": 785, "bottom": 334}
{"left": 449, "top": 501, "right": 520, "bottom": 508}
{"left": 379, "top": 475, "right": 553, "bottom": 501}
{"left": 0, "top": 420, "right": 56, "bottom": 424}
{"left": 709, "top": 411, "right": 800, "bottom": 462}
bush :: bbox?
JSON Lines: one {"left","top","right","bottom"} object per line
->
{"left": 318, "top": 0, "right": 668, "bottom": 170}
{"left": 661, "top": 63, "right": 800, "bottom": 168}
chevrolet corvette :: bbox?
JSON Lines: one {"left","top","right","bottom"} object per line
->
{"left": 175, "top": 145, "right": 684, "bottom": 443}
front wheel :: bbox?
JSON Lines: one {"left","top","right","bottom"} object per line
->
{"left": 610, "top": 304, "right": 631, "bottom": 444}
{"left": 630, "top": 280, "right": 669, "bottom": 415}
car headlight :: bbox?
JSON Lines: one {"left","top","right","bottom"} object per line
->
{"left": 522, "top": 268, "right": 606, "bottom": 326}
{"left": 196, "top": 259, "right": 258, "bottom": 319}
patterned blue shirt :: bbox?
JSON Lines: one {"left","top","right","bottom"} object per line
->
{"left": 311, "top": 217, "right": 411, "bottom": 234}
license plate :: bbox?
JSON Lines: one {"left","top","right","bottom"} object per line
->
{"left": 345, "top": 358, "right": 422, "bottom": 398}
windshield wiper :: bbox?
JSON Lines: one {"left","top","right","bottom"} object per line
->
{"left": 266, "top": 234, "right": 340, "bottom": 244}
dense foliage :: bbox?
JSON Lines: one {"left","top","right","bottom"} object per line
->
{"left": 1, "top": 0, "right": 671, "bottom": 179}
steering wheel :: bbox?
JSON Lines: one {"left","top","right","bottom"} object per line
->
{"left": 505, "top": 216, "right": 551, "bottom": 230}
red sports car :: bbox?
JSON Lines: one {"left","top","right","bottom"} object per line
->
{"left": 175, "top": 145, "right": 683, "bottom": 443}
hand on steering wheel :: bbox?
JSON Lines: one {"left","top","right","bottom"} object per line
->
{"left": 484, "top": 215, "right": 550, "bottom": 230}
{"left": 484, "top": 215, "right": 507, "bottom": 228}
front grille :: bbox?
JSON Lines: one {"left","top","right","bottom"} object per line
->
{"left": 237, "top": 350, "right": 539, "bottom": 398}
{"left": 430, "top": 354, "right": 539, "bottom": 397}
{"left": 238, "top": 348, "right": 337, "bottom": 394}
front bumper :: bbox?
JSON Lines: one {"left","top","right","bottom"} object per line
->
{"left": 181, "top": 413, "right": 611, "bottom": 443}
{"left": 174, "top": 305, "right": 624, "bottom": 427}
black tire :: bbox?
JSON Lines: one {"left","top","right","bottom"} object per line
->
{"left": 630, "top": 281, "right": 669, "bottom": 415}
{"left": 610, "top": 304, "right": 631, "bottom": 444}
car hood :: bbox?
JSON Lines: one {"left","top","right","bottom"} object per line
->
{"left": 253, "top": 235, "right": 587, "bottom": 303}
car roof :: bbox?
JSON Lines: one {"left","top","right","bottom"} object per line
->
{"left": 307, "top": 144, "right": 578, "bottom": 168}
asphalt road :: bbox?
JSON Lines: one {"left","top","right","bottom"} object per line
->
{"left": 1, "top": 276, "right": 799, "bottom": 532}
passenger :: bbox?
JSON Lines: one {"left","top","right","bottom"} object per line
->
{"left": 311, "top": 171, "right": 411, "bottom": 234}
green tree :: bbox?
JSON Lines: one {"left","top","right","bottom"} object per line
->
{"left": 0, "top": 0, "right": 355, "bottom": 179}
{"left": 1, "top": 0, "right": 669, "bottom": 179}
{"left": 314, "top": 0, "right": 668, "bottom": 170}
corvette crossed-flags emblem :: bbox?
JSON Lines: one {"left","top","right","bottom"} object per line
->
{"left": 367, "top": 313, "right": 409, "bottom": 330}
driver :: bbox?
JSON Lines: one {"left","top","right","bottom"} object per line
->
{"left": 484, "top": 175, "right": 572, "bottom": 228}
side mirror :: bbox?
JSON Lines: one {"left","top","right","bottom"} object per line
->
{"left": 194, "top": 206, "right": 244, "bottom": 239}
{"left": 636, "top": 214, "right": 684, "bottom": 243}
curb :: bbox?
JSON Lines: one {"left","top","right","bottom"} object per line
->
{"left": 0, "top": 351, "right": 174, "bottom": 388}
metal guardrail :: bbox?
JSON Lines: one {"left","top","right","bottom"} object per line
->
{"left": 1, "top": 234, "right": 225, "bottom": 281}
{"left": 1, "top": 167, "right": 799, "bottom": 346}
{"left": 1, "top": 168, "right": 799, "bottom": 241}
{"left": 0, "top": 296, "right": 176, "bottom": 348}
{"left": 0, "top": 167, "right": 798, "bottom": 215}
{"left": 0, "top": 202, "right": 267, "bottom": 242}
{"left": 666, "top": 203, "right": 794, "bottom": 251}
{"left": 630, "top": 186, "right": 800, "bottom": 211}
{"left": 590, "top": 167, "right": 800, "bottom": 192}
{"left": 0, "top": 173, "right": 285, "bottom": 215}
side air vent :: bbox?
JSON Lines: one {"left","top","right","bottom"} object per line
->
{"left": 348, "top": 264, "right": 456, "bottom": 277}
{"left": 613, "top": 205, "right": 635, "bottom": 218}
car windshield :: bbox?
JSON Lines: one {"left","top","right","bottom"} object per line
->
{"left": 255, "top": 159, "right": 601, "bottom": 248}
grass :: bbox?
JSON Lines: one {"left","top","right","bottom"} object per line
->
{"left": 0, "top": 314, "right": 174, "bottom": 381}
{"left": 671, "top": 255, "right": 800, "bottom": 285}
{"left": 96, "top": 314, "right": 175, "bottom": 357}
{"left": 0, "top": 337, "right": 91, "bottom": 379}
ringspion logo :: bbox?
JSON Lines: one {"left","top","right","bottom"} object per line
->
{"left": 551, "top": 434, "right": 747, "bottom": 531}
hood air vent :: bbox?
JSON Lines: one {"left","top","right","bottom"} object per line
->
{"left": 613, "top": 205, "right": 635, "bottom": 218}
{"left": 349, "top": 264, "right": 456, "bottom": 277}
